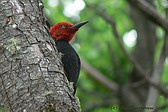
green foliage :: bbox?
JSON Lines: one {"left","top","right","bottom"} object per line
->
{"left": 43, "top": 0, "right": 168, "bottom": 111}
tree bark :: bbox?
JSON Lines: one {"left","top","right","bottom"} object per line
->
{"left": 0, "top": 0, "right": 80, "bottom": 112}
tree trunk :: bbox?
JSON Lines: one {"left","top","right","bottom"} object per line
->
{"left": 0, "top": 0, "right": 80, "bottom": 112}
{"left": 122, "top": 0, "right": 156, "bottom": 107}
{"left": 132, "top": 0, "right": 156, "bottom": 100}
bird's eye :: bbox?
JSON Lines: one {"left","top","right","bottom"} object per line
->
{"left": 61, "top": 25, "right": 67, "bottom": 29}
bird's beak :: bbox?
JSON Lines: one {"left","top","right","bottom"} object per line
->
{"left": 71, "top": 21, "right": 88, "bottom": 29}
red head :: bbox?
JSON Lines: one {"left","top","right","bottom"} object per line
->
{"left": 50, "top": 21, "right": 88, "bottom": 42}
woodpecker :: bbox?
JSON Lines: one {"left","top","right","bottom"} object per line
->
{"left": 50, "top": 21, "right": 88, "bottom": 94}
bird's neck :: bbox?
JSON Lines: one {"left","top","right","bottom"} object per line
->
{"left": 56, "top": 39, "right": 69, "bottom": 44}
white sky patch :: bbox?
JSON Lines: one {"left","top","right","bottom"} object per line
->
{"left": 63, "top": 0, "right": 85, "bottom": 17}
{"left": 162, "top": 0, "right": 168, "bottom": 8}
{"left": 166, "top": 57, "right": 168, "bottom": 65}
{"left": 123, "top": 29, "right": 137, "bottom": 47}
{"left": 48, "top": 0, "right": 59, "bottom": 8}
{"left": 44, "top": 8, "right": 51, "bottom": 16}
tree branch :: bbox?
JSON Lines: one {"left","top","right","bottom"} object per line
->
{"left": 127, "top": 0, "right": 168, "bottom": 32}
{"left": 86, "top": 3, "right": 168, "bottom": 98}
{"left": 145, "top": 8, "right": 168, "bottom": 111}
{"left": 81, "top": 59, "right": 119, "bottom": 92}
{"left": 126, "top": 0, "right": 168, "bottom": 109}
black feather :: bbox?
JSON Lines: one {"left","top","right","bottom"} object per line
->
{"left": 55, "top": 40, "right": 80, "bottom": 94}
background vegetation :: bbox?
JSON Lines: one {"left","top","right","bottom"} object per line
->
{"left": 43, "top": 0, "right": 168, "bottom": 112}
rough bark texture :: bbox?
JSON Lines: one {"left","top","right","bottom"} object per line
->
{"left": 0, "top": 0, "right": 80, "bottom": 112}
